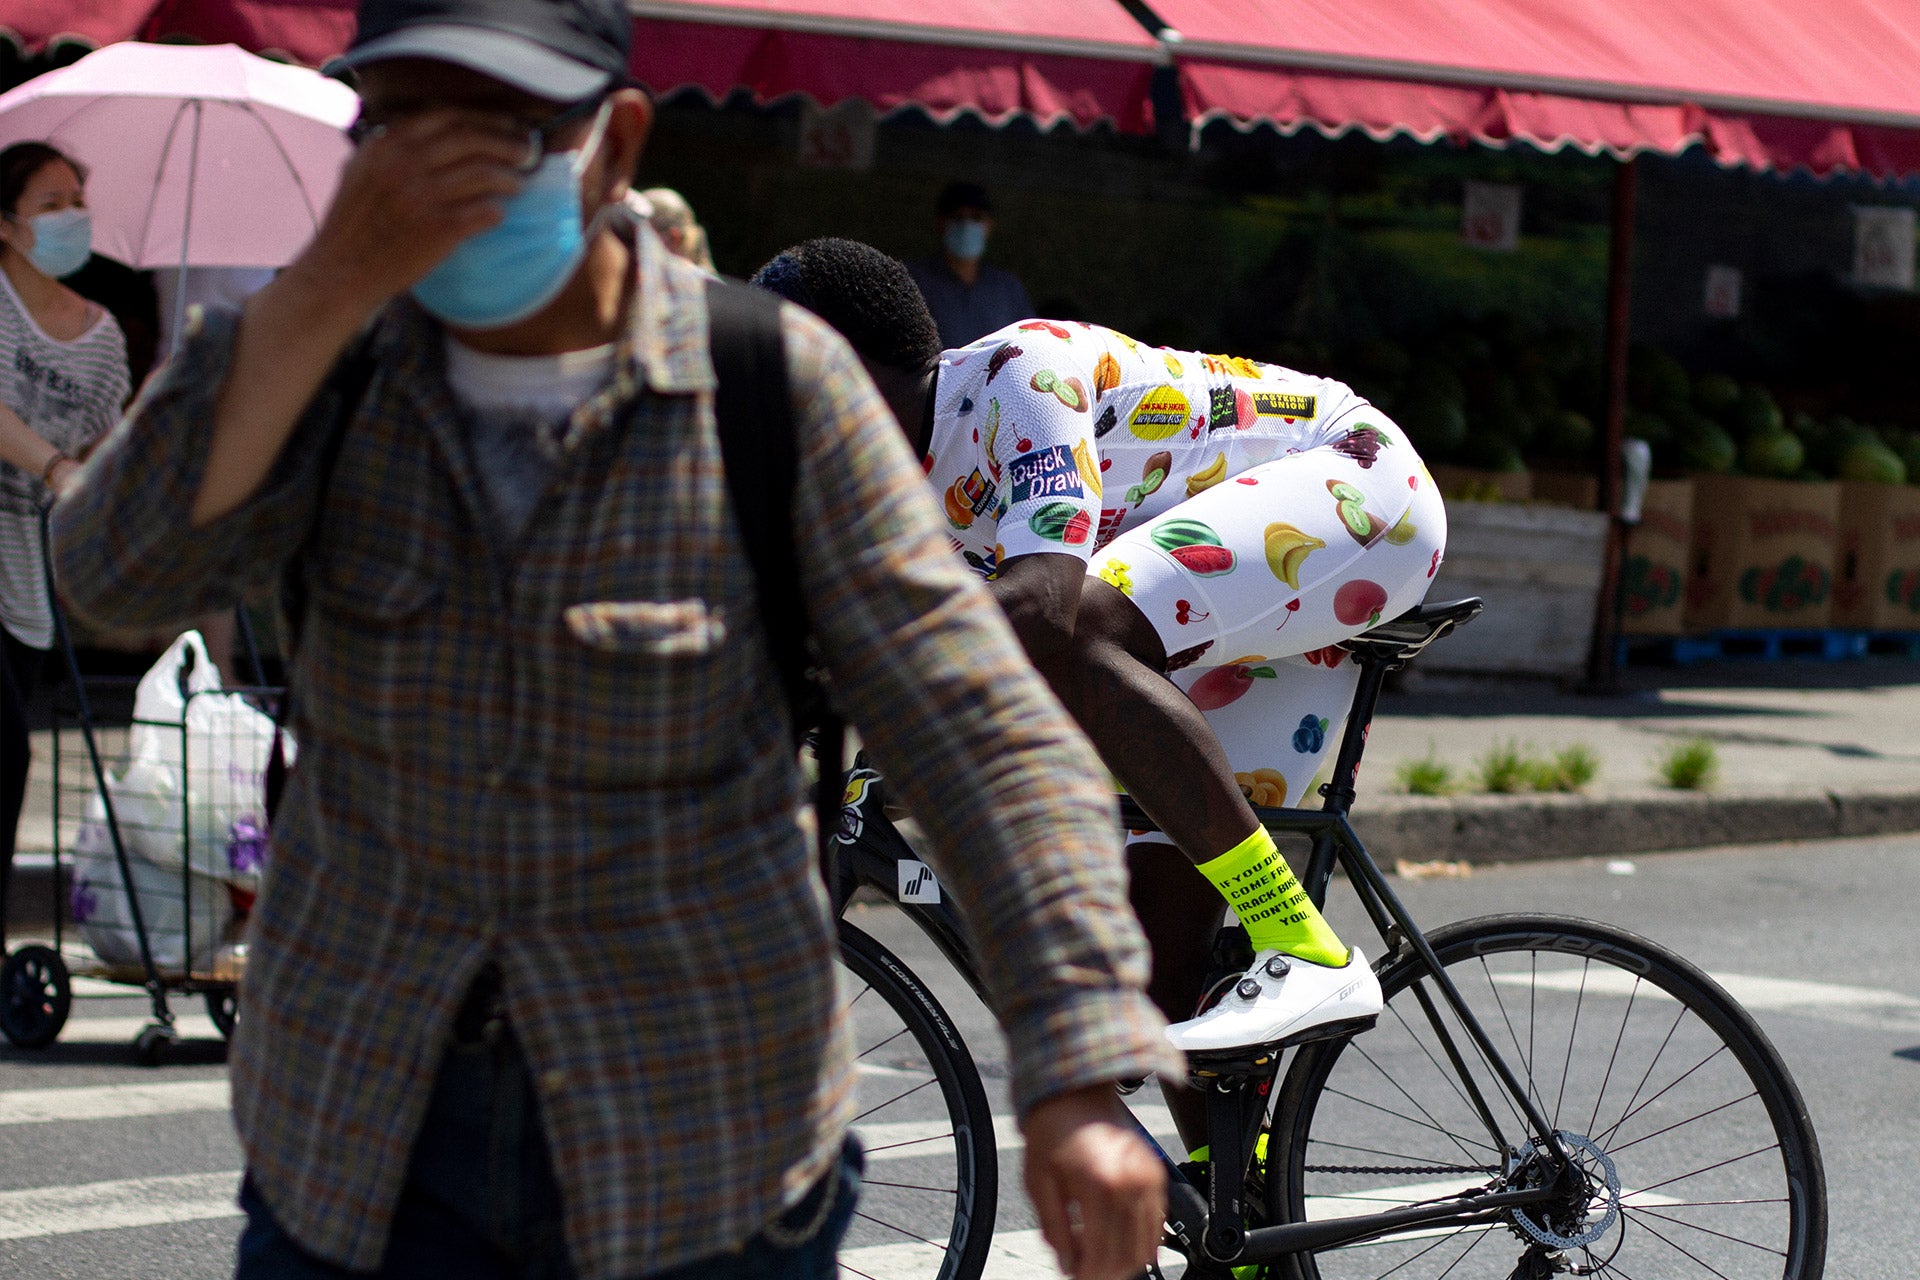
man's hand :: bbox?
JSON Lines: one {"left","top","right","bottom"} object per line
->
{"left": 299, "top": 109, "right": 530, "bottom": 317}
{"left": 1022, "top": 1082, "right": 1166, "bottom": 1280}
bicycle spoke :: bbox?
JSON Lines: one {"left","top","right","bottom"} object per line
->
{"left": 1630, "top": 1212, "right": 1742, "bottom": 1280}
{"left": 1315, "top": 1084, "right": 1502, "bottom": 1160}
{"left": 1480, "top": 958, "right": 1546, "bottom": 1132}
{"left": 862, "top": 1177, "right": 961, "bottom": 1195}
{"left": 1343, "top": 1032, "right": 1503, "bottom": 1167}
{"left": 1596, "top": 1043, "right": 1736, "bottom": 1151}
{"left": 1605, "top": 1090, "right": 1761, "bottom": 1158}
{"left": 852, "top": 1073, "right": 941, "bottom": 1124}
{"left": 1625, "top": 1144, "right": 1783, "bottom": 1197}
{"left": 853, "top": 1210, "right": 950, "bottom": 1250}
{"left": 1625, "top": 1207, "right": 1790, "bottom": 1257}
{"left": 1586, "top": 979, "right": 1646, "bottom": 1142}
{"left": 861, "top": 1133, "right": 959, "bottom": 1157}
{"left": 1553, "top": 959, "right": 1591, "bottom": 1130}
{"left": 1592, "top": 1002, "right": 1689, "bottom": 1148}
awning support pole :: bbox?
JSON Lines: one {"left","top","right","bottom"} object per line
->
{"left": 1582, "top": 155, "right": 1637, "bottom": 692}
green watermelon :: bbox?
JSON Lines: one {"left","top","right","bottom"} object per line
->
{"left": 1624, "top": 410, "right": 1672, "bottom": 450}
{"left": 1899, "top": 437, "right": 1920, "bottom": 485}
{"left": 1537, "top": 409, "right": 1595, "bottom": 460}
{"left": 1838, "top": 441, "right": 1908, "bottom": 485}
{"left": 1805, "top": 417, "right": 1877, "bottom": 475}
{"left": 1677, "top": 418, "right": 1738, "bottom": 473}
{"left": 1408, "top": 358, "right": 1466, "bottom": 410}
{"left": 1692, "top": 372, "right": 1741, "bottom": 418}
{"left": 1351, "top": 338, "right": 1413, "bottom": 383}
{"left": 1400, "top": 399, "right": 1469, "bottom": 455}
{"left": 1516, "top": 369, "right": 1559, "bottom": 421}
{"left": 1733, "top": 385, "right": 1783, "bottom": 438}
{"left": 1741, "top": 431, "right": 1805, "bottom": 479}
{"left": 1628, "top": 346, "right": 1690, "bottom": 414}
{"left": 1459, "top": 434, "right": 1527, "bottom": 473}
{"left": 1479, "top": 401, "right": 1535, "bottom": 449}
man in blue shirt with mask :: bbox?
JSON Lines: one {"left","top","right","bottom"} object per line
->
{"left": 907, "top": 181, "right": 1034, "bottom": 349}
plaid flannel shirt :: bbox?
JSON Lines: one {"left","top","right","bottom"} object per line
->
{"left": 50, "top": 232, "right": 1176, "bottom": 1279}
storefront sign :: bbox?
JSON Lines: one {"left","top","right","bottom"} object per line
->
{"left": 1851, "top": 205, "right": 1916, "bottom": 290}
{"left": 1462, "top": 181, "right": 1522, "bottom": 252}
{"left": 798, "top": 99, "right": 876, "bottom": 171}
{"left": 1703, "top": 264, "right": 1743, "bottom": 318}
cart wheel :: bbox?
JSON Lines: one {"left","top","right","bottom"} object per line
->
{"left": 0, "top": 945, "right": 73, "bottom": 1048}
{"left": 205, "top": 989, "right": 238, "bottom": 1040}
{"left": 133, "top": 1022, "right": 178, "bottom": 1067}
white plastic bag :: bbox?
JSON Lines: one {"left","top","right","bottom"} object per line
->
{"left": 69, "top": 631, "right": 282, "bottom": 971}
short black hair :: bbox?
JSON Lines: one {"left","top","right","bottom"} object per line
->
{"left": 935, "top": 181, "right": 991, "bottom": 216}
{"left": 751, "top": 238, "right": 943, "bottom": 375}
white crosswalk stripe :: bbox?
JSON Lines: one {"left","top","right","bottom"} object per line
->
{"left": 0, "top": 1171, "right": 243, "bottom": 1241}
{"left": 1499, "top": 968, "right": 1920, "bottom": 1032}
{"left": 0, "top": 1079, "right": 228, "bottom": 1126}
{"left": 41, "top": 1013, "right": 224, "bottom": 1043}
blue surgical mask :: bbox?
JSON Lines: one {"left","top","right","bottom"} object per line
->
{"left": 412, "top": 103, "right": 611, "bottom": 330}
{"left": 944, "top": 218, "right": 988, "bottom": 261}
{"left": 23, "top": 208, "right": 91, "bottom": 279}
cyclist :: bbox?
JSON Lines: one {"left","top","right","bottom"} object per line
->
{"left": 753, "top": 240, "right": 1445, "bottom": 1125}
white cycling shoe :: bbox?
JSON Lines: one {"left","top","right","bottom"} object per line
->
{"left": 1165, "top": 947, "right": 1381, "bottom": 1054}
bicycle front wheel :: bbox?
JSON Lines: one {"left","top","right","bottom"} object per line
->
{"left": 1270, "top": 914, "right": 1825, "bottom": 1280}
{"left": 837, "top": 919, "right": 999, "bottom": 1280}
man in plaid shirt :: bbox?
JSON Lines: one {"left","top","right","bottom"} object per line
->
{"left": 49, "top": 0, "right": 1177, "bottom": 1276}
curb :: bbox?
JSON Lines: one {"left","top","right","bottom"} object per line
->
{"left": 1352, "top": 790, "right": 1920, "bottom": 864}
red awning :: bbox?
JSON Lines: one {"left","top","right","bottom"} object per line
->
{"left": 627, "top": 0, "right": 1163, "bottom": 132}
{"left": 0, "top": 1, "right": 156, "bottom": 54}
{"left": 1154, "top": 0, "right": 1920, "bottom": 178}
{"left": 141, "top": 0, "right": 357, "bottom": 69}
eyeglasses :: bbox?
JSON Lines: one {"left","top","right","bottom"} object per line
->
{"left": 346, "top": 94, "right": 605, "bottom": 173}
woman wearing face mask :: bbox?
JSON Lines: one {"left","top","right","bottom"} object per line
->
{"left": 0, "top": 141, "right": 131, "bottom": 948}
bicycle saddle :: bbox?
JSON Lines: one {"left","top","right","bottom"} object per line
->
{"left": 1340, "top": 597, "right": 1483, "bottom": 663}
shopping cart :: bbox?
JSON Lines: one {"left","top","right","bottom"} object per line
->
{"left": 1, "top": 505, "right": 282, "bottom": 1065}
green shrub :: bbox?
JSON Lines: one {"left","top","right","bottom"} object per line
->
{"left": 1476, "top": 740, "right": 1534, "bottom": 793}
{"left": 1535, "top": 744, "right": 1600, "bottom": 792}
{"left": 1658, "top": 738, "right": 1720, "bottom": 790}
{"left": 1396, "top": 746, "right": 1457, "bottom": 797}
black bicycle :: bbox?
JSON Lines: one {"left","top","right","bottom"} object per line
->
{"left": 823, "top": 597, "right": 1826, "bottom": 1280}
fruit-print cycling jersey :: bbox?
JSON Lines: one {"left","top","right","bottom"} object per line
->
{"left": 924, "top": 319, "right": 1376, "bottom": 578}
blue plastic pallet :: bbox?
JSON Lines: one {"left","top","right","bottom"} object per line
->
{"left": 1617, "top": 629, "right": 1920, "bottom": 665}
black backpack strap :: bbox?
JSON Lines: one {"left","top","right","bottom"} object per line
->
{"left": 264, "top": 333, "right": 380, "bottom": 822}
{"left": 705, "top": 276, "right": 845, "bottom": 865}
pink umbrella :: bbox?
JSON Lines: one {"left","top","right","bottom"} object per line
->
{"left": 0, "top": 42, "right": 357, "bottom": 338}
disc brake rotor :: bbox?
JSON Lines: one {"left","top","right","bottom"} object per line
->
{"left": 1507, "top": 1132, "right": 1623, "bottom": 1250}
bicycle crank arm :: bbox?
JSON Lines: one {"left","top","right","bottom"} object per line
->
{"left": 1229, "top": 1184, "right": 1559, "bottom": 1259}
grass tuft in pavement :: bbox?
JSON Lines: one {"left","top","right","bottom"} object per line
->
{"left": 1658, "top": 737, "right": 1721, "bottom": 790}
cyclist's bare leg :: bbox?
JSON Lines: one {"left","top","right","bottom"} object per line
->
{"left": 1038, "top": 577, "right": 1262, "bottom": 857}
{"left": 1127, "top": 840, "right": 1225, "bottom": 1153}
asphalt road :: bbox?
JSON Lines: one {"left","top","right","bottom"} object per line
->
{"left": 3, "top": 834, "right": 1914, "bottom": 1278}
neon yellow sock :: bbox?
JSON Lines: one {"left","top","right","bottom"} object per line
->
{"left": 1198, "top": 827, "right": 1348, "bottom": 967}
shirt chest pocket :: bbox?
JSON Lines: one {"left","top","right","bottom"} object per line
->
{"left": 563, "top": 599, "right": 728, "bottom": 657}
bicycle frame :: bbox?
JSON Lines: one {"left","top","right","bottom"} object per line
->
{"left": 823, "top": 647, "right": 1580, "bottom": 1266}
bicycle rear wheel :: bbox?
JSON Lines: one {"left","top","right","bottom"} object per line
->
{"left": 1270, "top": 914, "right": 1825, "bottom": 1280}
{"left": 838, "top": 919, "right": 999, "bottom": 1280}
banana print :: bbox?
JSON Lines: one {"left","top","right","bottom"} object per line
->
{"left": 1263, "top": 522, "right": 1325, "bottom": 590}
{"left": 1073, "top": 438, "right": 1103, "bottom": 500}
{"left": 1186, "top": 452, "right": 1229, "bottom": 498}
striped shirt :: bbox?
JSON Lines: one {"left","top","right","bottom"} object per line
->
{"left": 50, "top": 230, "right": 1176, "bottom": 1279}
{"left": 0, "top": 267, "right": 127, "bottom": 648}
